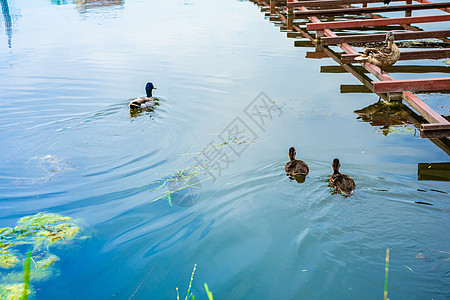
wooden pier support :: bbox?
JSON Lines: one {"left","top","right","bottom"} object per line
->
{"left": 320, "top": 30, "right": 450, "bottom": 45}
{"left": 372, "top": 78, "right": 450, "bottom": 93}
{"left": 341, "top": 49, "right": 450, "bottom": 64}
{"left": 294, "top": 2, "right": 450, "bottom": 17}
{"left": 306, "top": 14, "right": 450, "bottom": 31}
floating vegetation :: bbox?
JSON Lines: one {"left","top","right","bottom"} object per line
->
{"left": 176, "top": 264, "right": 214, "bottom": 300}
{"left": 148, "top": 166, "right": 210, "bottom": 207}
{"left": 12, "top": 155, "right": 74, "bottom": 186}
{"left": 0, "top": 213, "right": 87, "bottom": 299}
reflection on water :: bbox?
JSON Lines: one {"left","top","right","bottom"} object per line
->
{"left": 74, "top": 0, "right": 123, "bottom": 13}
{"left": 1, "top": 0, "right": 450, "bottom": 299}
{"left": 418, "top": 162, "right": 450, "bottom": 181}
{"left": 354, "top": 101, "right": 416, "bottom": 136}
{"left": 0, "top": 0, "right": 12, "bottom": 48}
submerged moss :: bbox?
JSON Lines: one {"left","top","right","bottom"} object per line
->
{"left": 0, "top": 284, "right": 30, "bottom": 300}
{"left": 0, "top": 251, "right": 19, "bottom": 269}
{"left": 36, "top": 254, "right": 60, "bottom": 269}
{"left": 0, "top": 212, "right": 87, "bottom": 299}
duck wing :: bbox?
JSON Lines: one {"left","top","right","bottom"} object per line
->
{"left": 286, "top": 160, "right": 309, "bottom": 176}
{"left": 334, "top": 174, "right": 356, "bottom": 195}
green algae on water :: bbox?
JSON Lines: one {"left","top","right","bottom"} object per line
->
{"left": 0, "top": 212, "right": 87, "bottom": 299}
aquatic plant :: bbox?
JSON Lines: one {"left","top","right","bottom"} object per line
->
{"left": 384, "top": 249, "right": 390, "bottom": 300}
{"left": 21, "top": 252, "right": 31, "bottom": 300}
{"left": 176, "top": 264, "right": 214, "bottom": 300}
{"left": 0, "top": 213, "right": 86, "bottom": 299}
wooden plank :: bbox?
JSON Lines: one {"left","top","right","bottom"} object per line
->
{"left": 403, "top": 91, "right": 449, "bottom": 124}
{"left": 340, "top": 84, "right": 372, "bottom": 93}
{"left": 321, "top": 65, "right": 450, "bottom": 74}
{"left": 420, "top": 129, "right": 450, "bottom": 138}
{"left": 294, "top": 2, "right": 450, "bottom": 17}
{"left": 320, "top": 30, "right": 450, "bottom": 45}
{"left": 341, "top": 49, "right": 450, "bottom": 64}
{"left": 306, "top": 51, "right": 330, "bottom": 58}
{"left": 373, "top": 78, "right": 450, "bottom": 93}
{"left": 288, "top": 0, "right": 405, "bottom": 8}
{"left": 306, "top": 14, "right": 450, "bottom": 30}
{"left": 421, "top": 123, "right": 450, "bottom": 131}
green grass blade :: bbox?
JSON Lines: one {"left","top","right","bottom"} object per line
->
{"left": 21, "top": 251, "right": 31, "bottom": 300}
{"left": 384, "top": 248, "right": 390, "bottom": 300}
{"left": 184, "top": 264, "right": 197, "bottom": 300}
{"left": 204, "top": 283, "right": 214, "bottom": 300}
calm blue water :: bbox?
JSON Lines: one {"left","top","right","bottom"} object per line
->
{"left": 0, "top": 0, "right": 449, "bottom": 299}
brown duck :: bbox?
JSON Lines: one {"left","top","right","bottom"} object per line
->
{"left": 285, "top": 147, "right": 309, "bottom": 177}
{"left": 329, "top": 158, "right": 355, "bottom": 195}
{"left": 354, "top": 32, "right": 400, "bottom": 73}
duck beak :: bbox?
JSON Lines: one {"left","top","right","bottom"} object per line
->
{"left": 153, "top": 87, "right": 157, "bottom": 90}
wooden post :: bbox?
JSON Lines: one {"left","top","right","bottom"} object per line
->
{"left": 270, "top": 0, "right": 275, "bottom": 14}
{"left": 287, "top": 0, "right": 294, "bottom": 31}
{"left": 406, "top": 0, "right": 412, "bottom": 17}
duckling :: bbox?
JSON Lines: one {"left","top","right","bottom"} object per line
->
{"left": 329, "top": 158, "right": 356, "bottom": 195}
{"left": 285, "top": 147, "right": 309, "bottom": 178}
{"left": 129, "top": 82, "right": 158, "bottom": 109}
{"left": 354, "top": 32, "right": 400, "bottom": 73}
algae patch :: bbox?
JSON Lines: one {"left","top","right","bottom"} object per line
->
{"left": 0, "top": 212, "right": 87, "bottom": 299}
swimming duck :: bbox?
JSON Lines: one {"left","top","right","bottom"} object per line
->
{"left": 354, "top": 32, "right": 400, "bottom": 73}
{"left": 329, "top": 158, "right": 356, "bottom": 195}
{"left": 285, "top": 147, "right": 309, "bottom": 178}
{"left": 129, "top": 82, "right": 157, "bottom": 109}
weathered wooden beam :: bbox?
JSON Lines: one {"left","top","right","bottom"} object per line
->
{"left": 372, "top": 78, "right": 450, "bottom": 93}
{"left": 340, "top": 84, "right": 372, "bottom": 93}
{"left": 306, "top": 51, "right": 330, "bottom": 58}
{"left": 287, "top": 0, "right": 405, "bottom": 8}
{"left": 294, "top": 2, "right": 450, "bottom": 17}
{"left": 341, "top": 49, "right": 450, "bottom": 64}
{"left": 420, "top": 129, "right": 450, "bottom": 138}
{"left": 421, "top": 123, "right": 450, "bottom": 131}
{"left": 402, "top": 91, "right": 449, "bottom": 124}
{"left": 320, "top": 30, "right": 450, "bottom": 45}
{"left": 321, "top": 65, "right": 450, "bottom": 74}
{"left": 306, "top": 14, "right": 450, "bottom": 30}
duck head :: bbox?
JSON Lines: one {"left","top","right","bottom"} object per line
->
{"left": 288, "top": 147, "right": 296, "bottom": 161}
{"left": 145, "top": 82, "right": 157, "bottom": 97}
{"left": 332, "top": 158, "right": 341, "bottom": 174}
{"left": 385, "top": 32, "right": 394, "bottom": 45}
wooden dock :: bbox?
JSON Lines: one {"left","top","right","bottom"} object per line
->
{"left": 251, "top": 0, "right": 450, "bottom": 152}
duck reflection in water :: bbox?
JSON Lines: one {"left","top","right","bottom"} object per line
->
{"left": 354, "top": 101, "right": 414, "bottom": 136}
{"left": 285, "top": 147, "right": 309, "bottom": 183}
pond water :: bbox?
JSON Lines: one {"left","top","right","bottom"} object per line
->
{"left": 1, "top": 0, "right": 449, "bottom": 299}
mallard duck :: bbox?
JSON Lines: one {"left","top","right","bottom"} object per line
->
{"left": 329, "top": 158, "right": 355, "bottom": 195}
{"left": 129, "top": 82, "right": 157, "bottom": 109}
{"left": 285, "top": 147, "right": 309, "bottom": 178}
{"left": 354, "top": 32, "right": 400, "bottom": 73}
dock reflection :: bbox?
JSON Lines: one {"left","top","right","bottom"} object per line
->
{"left": 418, "top": 162, "right": 450, "bottom": 182}
{"left": 74, "top": 0, "right": 124, "bottom": 13}
{"left": 354, "top": 101, "right": 415, "bottom": 136}
{"left": 1, "top": 0, "right": 12, "bottom": 48}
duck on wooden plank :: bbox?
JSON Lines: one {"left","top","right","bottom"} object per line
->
{"left": 355, "top": 32, "right": 400, "bottom": 73}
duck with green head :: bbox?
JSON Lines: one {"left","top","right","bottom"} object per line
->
{"left": 329, "top": 158, "right": 356, "bottom": 195}
{"left": 129, "top": 82, "right": 158, "bottom": 109}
